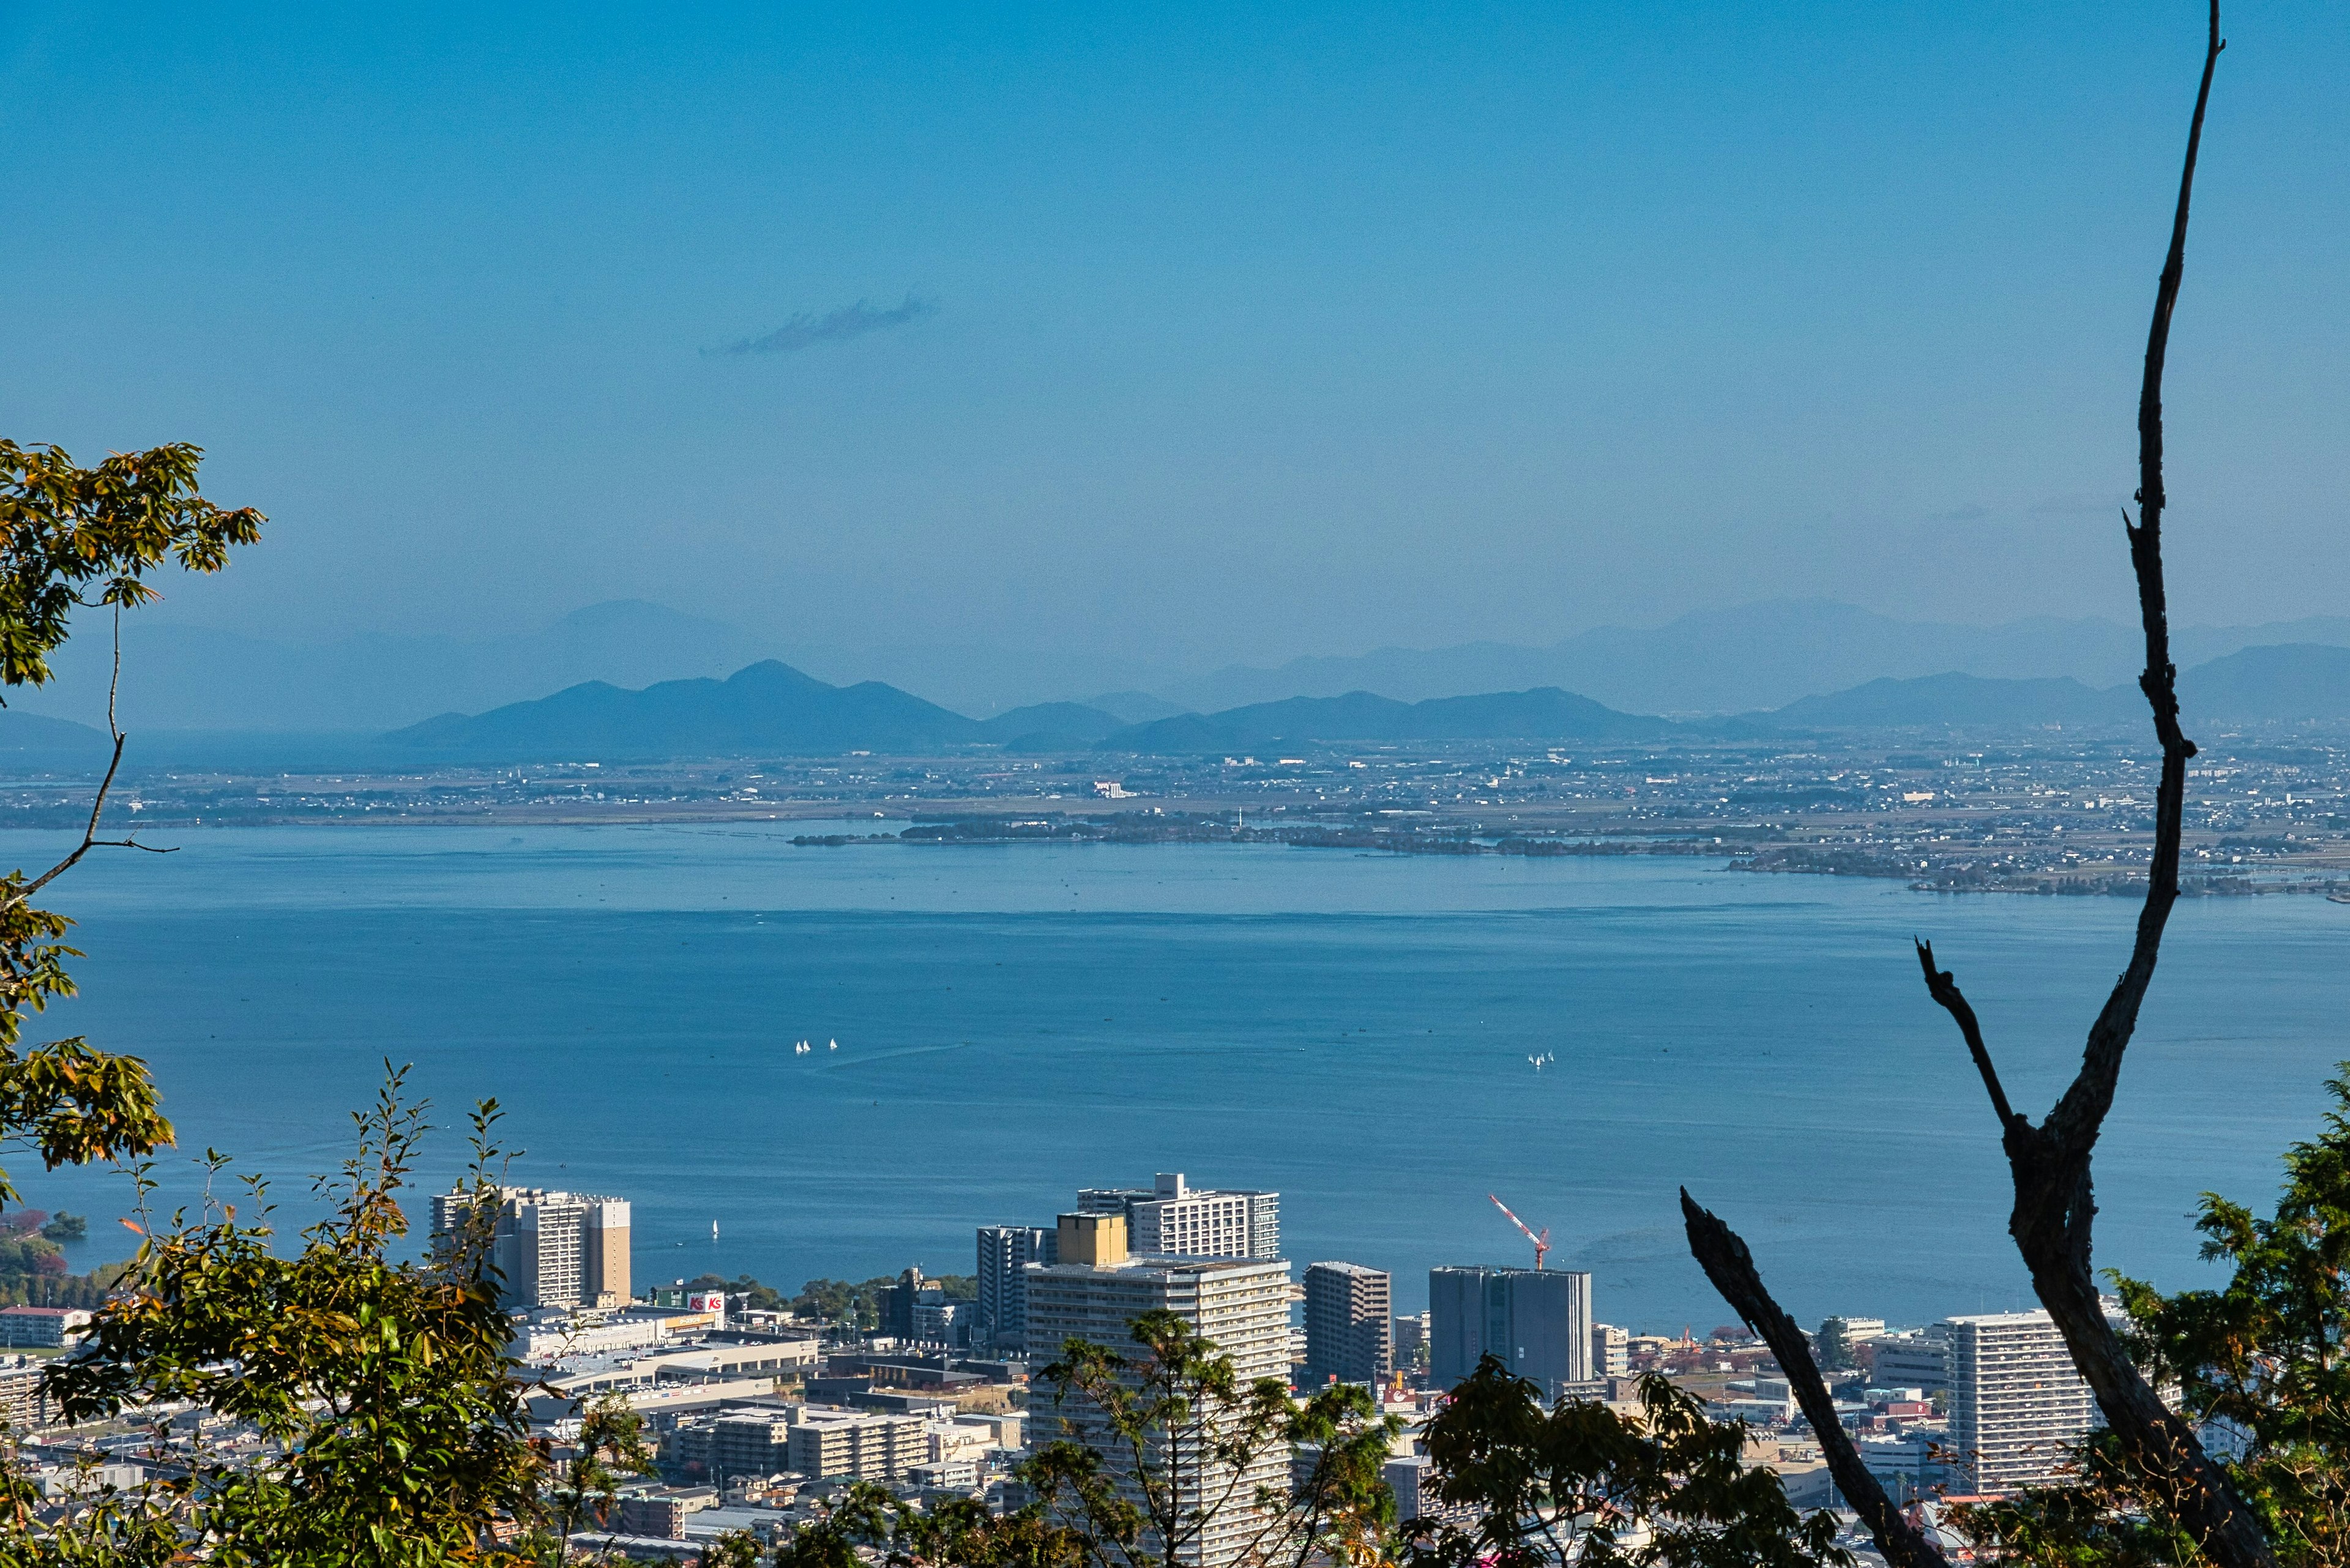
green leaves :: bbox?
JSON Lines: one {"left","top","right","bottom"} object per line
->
{"left": 1406, "top": 1360, "right": 1847, "bottom": 1568}
{"left": 1029, "top": 1310, "right": 1403, "bottom": 1568}
{"left": 0, "top": 440, "right": 262, "bottom": 691}
{"left": 12, "top": 1081, "right": 545, "bottom": 1568}
{"left": 0, "top": 435, "right": 259, "bottom": 1224}
{"left": 2091, "top": 1064, "right": 2350, "bottom": 1565}
{"left": 0, "top": 1034, "right": 171, "bottom": 1211}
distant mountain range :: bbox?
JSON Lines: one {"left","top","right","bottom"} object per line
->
{"left": 1775, "top": 645, "right": 2350, "bottom": 731}
{"left": 1157, "top": 601, "right": 2350, "bottom": 716}
{"left": 10, "top": 596, "right": 2350, "bottom": 737}
{"left": 388, "top": 663, "right": 1131, "bottom": 760}
{"left": 3, "top": 601, "right": 772, "bottom": 734}
{"left": 1095, "top": 689, "right": 1675, "bottom": 753}
{"left": 382, "top": 643, "right": 2350, "bottom": 761}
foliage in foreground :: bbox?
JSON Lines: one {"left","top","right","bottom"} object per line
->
{"left": 1406, "top": 1357, "right": 1848, "bottom": 1568}
{"left": 1955, "top": 1066, "right": 2350, "bottom": 1567}
{"left": 2, "top": 1078, "right": 543, "bottom": 1568}
{"left": 0, "top": 439, "right": 264, "bottom": 1219}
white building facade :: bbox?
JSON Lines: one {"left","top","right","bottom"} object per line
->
{"left": 1945, "top": 1309, "right": 2100, "bottom": 1494}
{"left": 1078, "top": 1174, "right": 1280, "bottom": 1261}
{"left": 1026, "top": 1217, "right": 1292, "bottom": 1568}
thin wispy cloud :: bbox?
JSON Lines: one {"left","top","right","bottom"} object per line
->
{"left": 707, "top": 294, "right": 937, "bottom": 357}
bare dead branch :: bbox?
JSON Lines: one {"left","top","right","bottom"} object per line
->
{"left": 1892, "top": 7, "right": 2271, "bottom": 1562}
{"left": 1913, "top": 940, "right": 2020, "bottom": 1132}
{"left": 1685, "top": 8, "right": 2275, "bottom": 1564}
{"left": 1680, "top": 1190, "right": 1950, "bottom": 1568}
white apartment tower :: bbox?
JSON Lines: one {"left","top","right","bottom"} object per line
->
{"left": 1026, "top": 1211, "right": 1292, "bottom": 1568}
{"left": 430, "top": 1185, "right": 631, "bottom": 1311}
{"left": 1945, "top": 1309, "right": 2100, "bottom": 1494}
{"left": 1078, "top": 1173, "right": 1280, "bottom": 1261}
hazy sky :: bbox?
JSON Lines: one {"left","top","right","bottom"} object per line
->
{"left": 5, "top": 2, "right": 2344, "bottom": 670}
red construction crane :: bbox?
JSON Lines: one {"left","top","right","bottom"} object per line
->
{"left": 1486, "top": 1193, "right": 1550, "bottom": 1270}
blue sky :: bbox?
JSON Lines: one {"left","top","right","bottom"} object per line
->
{"left": 4, "top": 2, "right": 2343, "bottom": 670}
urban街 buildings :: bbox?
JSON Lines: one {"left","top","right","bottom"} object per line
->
{"left": 1079, "top": 1173, "right": 1280, "bottom": 1261}
{"left": 1302, "top": 1261, "right": 1392, "bottom": 1388}
{"left": 428, "top": 1185, "right": 632, "bottom": 1311}
{"left": 1026, "top": 1210, "right": 1292, "bottom": 1568}
{"left": 1428, "top": 1264, "right": 1594, "bottom": 1398}
{"left": 1945, "top": 1309, "right": 2101, "bottom": 1494}
{"left": 974, "top": 1225, "right": 1056, "bottom": 1350}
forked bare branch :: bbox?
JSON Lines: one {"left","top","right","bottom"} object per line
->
{"left": 1681, "top": 8, "right": 2275, "bottom": 1564}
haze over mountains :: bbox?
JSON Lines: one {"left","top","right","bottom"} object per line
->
{"left": 6, "top": 598, "right": 2348, "bottom": 752}
{"left": 378, "top": 643, "right": 2350, "bottom": 763}
{"left": 1155, "top": 602, "right": 2350, "bottom": 715}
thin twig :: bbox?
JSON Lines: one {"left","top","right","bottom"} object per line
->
{"left": 10, "top": 607, "right": 174, "bottom": 906}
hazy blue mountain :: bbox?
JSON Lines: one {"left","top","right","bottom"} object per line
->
{"left": 1737, "top": 643, "right": 2350, "bottom": 731}
{"left": 389, "top": 660, "right": 985, "bottom": 759}
{"left": 376, "top": 638, "right": 2350, "bottom": 763}
{"left": 1162, "top": 601, "right": 2350, "bottom": 716}
{"left": 1765, "top": 673, "right": 2135, "bottom": 730}
{"left": 1099, "top": 688, "right": 1675, "bottom": 752}
{"left": 976, "top": 702, "right": 1128, "bottom": 750}
{"left": 1080, "top": 690, "right": 1193, "bottom": 724}
{"left": 2180, "top": 644, "right": 2350, "bottom": 722}
{"left": 0, "top": 709, "right": 115, "bottom": 766}
{"left": 386, "top": 664, "right": 1132, "bottom": 761}
{"left": 5, "top": 601, "right": 772, "bottom": 733}
{"left": 17, "top": 595, "right": 2349, "bottom": 737}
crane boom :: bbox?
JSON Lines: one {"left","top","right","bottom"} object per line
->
{"left": 1486, "top": 1193, "right": 1551, "bottom": 1269}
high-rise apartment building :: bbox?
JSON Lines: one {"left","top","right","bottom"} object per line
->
{"left": 1026, "top": 1211, "right": 1292, "bottom": 1568}
{"left": 1303, "top": 1262, "right": 1392, "bottom": 1387}
{"left": 976, "top": 1225, "right": 1057, "bottom": 1349}
{"left": 1078, "top": 1173, "right": 1279, "bottom": 1261}
{"left": 429, "top": 1185, "right": 630, "bottom": 1311}
{"left": 1592, "top": 1323, "right": 1630, "bottom": 1378}
{"left": 1429, "top": 1266, "right": 1593, "bottom": 1398}
{"left": 1945, "top": 1310, "right": 2100, "bottom": 1494}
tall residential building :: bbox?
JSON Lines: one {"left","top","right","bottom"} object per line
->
{"left": 976, "top": 1225, "right": 1057, "bottom": 1349}
{"left": 1078, "top": 1173, "right": 1280, "bottom": 1261}
{"left": 430, "top": 1185, "right": 630, "bottom": 1311}
{"left": 1303, "top": 1262, "right": 1392, "bottom": 1387}
{"left": 1026, "top": 1211, "right": 1292, "bottom": 1568}
{"left": 1592, "top": 1323, "right": 1630, "bottom": 1378}
{"left": 1429, "top": 1266, "right": 1593, "bottom": 1398}
{"left": 1945, "top": 1310, "right": 2100, "bottom": 1494}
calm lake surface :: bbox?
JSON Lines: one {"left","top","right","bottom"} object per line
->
{"left": 13, "top": 823, "right": 2342, "bottom": 1330}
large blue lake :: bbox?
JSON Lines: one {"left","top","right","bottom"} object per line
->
{"left": 11, "top": 823, "right": 2341, "bottom": 1331}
